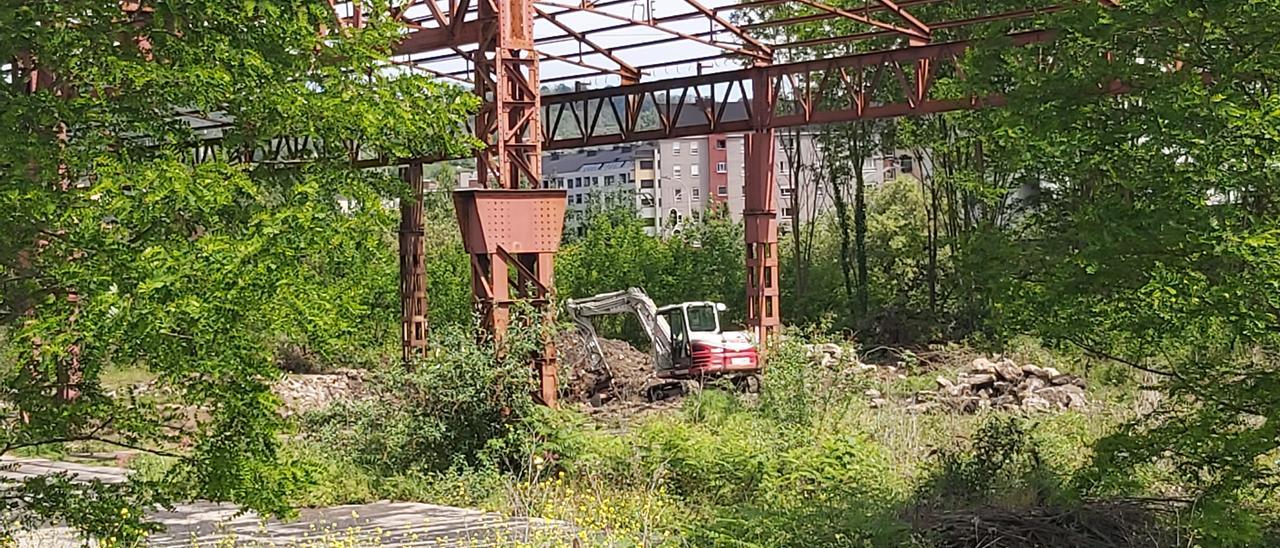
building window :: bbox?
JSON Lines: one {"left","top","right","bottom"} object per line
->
{"left": 604, "top": 175, "right": 615, "bottom": 185}
{"left": 672, "top": 142, "right": 681, "bottom": 155}
{"left": 640, "top": 192, "right": 655, "bottom": 206}
{"left": 692, "top": 188, "right": 700, "bottom": 200}
{"left": 593, "top": 177, "right": 600, "bottom": 186}
{"left": 781, "top": 187, "right": 794, "bottom": 197}
{"left": 690, "top": 141, "right": 699, "bottom": 155}
{"left": 673, "top": 165, "right": 682, "bottom": 178}
{"left": 716, "top": 139, "right": 726, "bottom": 150}
{"left": 717, "top": 185, "right": 728, "bottom": 196}
{"left": 675, "top": 188, "right": 683, "bottom": 202}
{"left": 900, "top": 155, "right": 914, "bottom": 173}
{"left": 715, "top": 161, "right": 727, "bottom": 173}
{"left": 690, "top": 164, "right": 700, "bottom": 177}
{"left": 692, "top": 210, "right": 702, "bottom": 222}
{"left": 779, "top": 162, "right": 789, "bottom": 174}
{"left": 641, "top": 179, "right": 655, "bottom": 189}
{"left": 783, "top": 207, "right": 795, "bottom": 217}
{"left": 640, "top": 159, "right": 654, "bottom": 169}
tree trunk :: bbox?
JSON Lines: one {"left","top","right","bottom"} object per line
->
{"left": 917, "top": 147, "right": 939, "bottom": 314}
{"left": 783, "top": 128, "right": 807, "bottom": 298}
{"left": 831, "top": 168, "right": 855, "bottom": 315}
{"left": 853, "top": 151, "right": 868, "bottom": 320}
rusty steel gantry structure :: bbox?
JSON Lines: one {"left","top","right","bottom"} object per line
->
{"left": 328, "top": 0, "right": 1067, "bottom": 406}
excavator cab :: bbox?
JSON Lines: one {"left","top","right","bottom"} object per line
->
{"left": 657, "top": 302, "right": 758, "bottom": 378}
{"left": 658, "top": 302, "right": 720, "bottom": 362}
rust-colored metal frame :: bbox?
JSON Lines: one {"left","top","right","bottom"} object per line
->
{"left": 15, "top": 1, "right": 1088, "bottom": 408}
{"left": 331, "top": 0, "right": 1068, "bottom": 401}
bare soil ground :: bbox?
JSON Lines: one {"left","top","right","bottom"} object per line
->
{"left": 557, "top": 332, "right": 683, "bottom": 421}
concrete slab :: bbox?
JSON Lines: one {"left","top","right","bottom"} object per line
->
{"left": 4, "top": 459, "right": 570, "bottom": 547}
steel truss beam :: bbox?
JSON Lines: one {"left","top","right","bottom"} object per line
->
{"left": 540, "top": 31, "right": 1052, "bottom": 150}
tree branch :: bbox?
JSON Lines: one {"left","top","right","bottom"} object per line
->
{"left": 1063, "top": 336, "right": 1174, "bottom": 377}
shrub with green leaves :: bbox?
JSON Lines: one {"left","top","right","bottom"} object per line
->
{"left": 300, "top": 323, "right": 541, "bottom": 477}
{"left": 1, "top": 0, "right": 476, "bottom": 543}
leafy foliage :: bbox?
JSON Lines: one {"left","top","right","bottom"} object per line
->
{"left": 1, "top": 0, "right": 475, "bottom": 542}
{"left": 956, "top": 2, "right": 1280, "bottom": 533}
{"left": 300, "top": 322, "right": 542, "bottom": 477}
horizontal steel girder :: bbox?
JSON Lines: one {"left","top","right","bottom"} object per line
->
{"left": 540, "top": 30, "right": 1052, "bottom": 150}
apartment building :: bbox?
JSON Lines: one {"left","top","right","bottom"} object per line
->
{"left": 460, "top": 130, "right": 925, "bottom": 237}
{"left": 650, "top": 132, "right": 920, "bottom": 235}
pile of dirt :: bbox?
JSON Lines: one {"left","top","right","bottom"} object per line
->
{"left": 557, "top": 331, "right": 658, "bottom": 407}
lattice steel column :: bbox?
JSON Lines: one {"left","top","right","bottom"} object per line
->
{"left": 455, "top": 190, "right": 565, "bottom": 407}
{"left": 399, "top": 161, "right": 428, "bottom": 363}
{"left": 466, "top": 0, "right": 560, "bottom": 406}
{"left": 744, "top": 74, "right": 780, "bottom": 344}
{"left": 474, "top": 0, "right": 541, "bottom": 190}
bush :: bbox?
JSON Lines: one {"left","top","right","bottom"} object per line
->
{"left": 299, "top": 321, "right": 542, "bottom": 477}
{"left": 916, "top": 416, "right": 1075, "bottom": 510}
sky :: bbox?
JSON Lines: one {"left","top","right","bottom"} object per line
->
{"left": 392, "top": 0, "right": 755, "bottom": 88}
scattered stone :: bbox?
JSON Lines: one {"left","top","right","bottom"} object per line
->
{"left": 869, "top": 398, "right": 888, "bottom": 409}
{"left": 1020, "top": 375, "right": 1047, "bottom": 393}
{"left": 958, "top": 373, "right": 996, "bottom": 387}
{"left": 915, "top": 356, "right": 1089, "bottom": 414}
{"left": 273, "top": 369, "right": 366, "bottom": 417}
{"left": 1051, "top": 374, "right": 1087, "bottom": 388}
{"left": 970, "top": 357, "right": 998, "bottom": 375}
{"left": 1021, "top": 395, "right": 1052, "bottom": 411}
{"left": 864, "top": 389, "right": 882, "bottom": 400}
{"left": 1021, "top": 364, "right": 1048, "bottom": 378}
{"left": 995, "top": 361, "right": 1025, "bottom": 383}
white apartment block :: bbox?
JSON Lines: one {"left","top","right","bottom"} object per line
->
{"left": 461, "top": 132, "right": 925, "bottom": 238}
{"left": 648, "top": 132, "right": 922, "bottom": 235}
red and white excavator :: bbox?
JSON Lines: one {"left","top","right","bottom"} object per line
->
{"left": 566, "top": 288, "right": 762, "bottom": 400}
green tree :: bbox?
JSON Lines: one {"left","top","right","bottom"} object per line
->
{"left": 557, "top": 205, "right": 746, "bottom": 340}
{"left": 966, "top": 1, "right": 1280, "bottom": 540}
{"left": 1, "top": 1, "right": 476, "bottom": 542}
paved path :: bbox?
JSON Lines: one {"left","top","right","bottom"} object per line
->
{"left": 4, "top": 459, "right": 567, "bottom": 547}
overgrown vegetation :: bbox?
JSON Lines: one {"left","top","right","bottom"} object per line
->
{"left": 277, "top": 329, "right": 1222, "bottom": 546}
{"left": 5, "top": 0, "right": 1280, "bottom": 546}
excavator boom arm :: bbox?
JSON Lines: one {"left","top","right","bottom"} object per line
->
{"left": 565, "top": 288, "right": 674, "bottom": 372}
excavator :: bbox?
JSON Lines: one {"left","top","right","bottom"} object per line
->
{"left": 566, "top": 288, "right": 762, "bottom": 401}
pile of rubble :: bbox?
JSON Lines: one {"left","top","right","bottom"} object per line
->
{"left": 915, "top": 357, "right": 1088, "bottom": 413}
{"left": 273, "top": 369, "right": 366, "bottom": 417}
{"left": 558, "top": 332, "right": 657, "bottom": 407}
{"left": 805, "top": 343, "right": 877, "bottom": 373}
